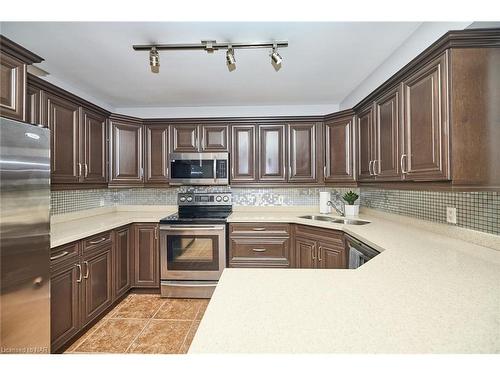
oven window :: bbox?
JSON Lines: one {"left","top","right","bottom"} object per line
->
{"left": 171, "top": 160, "right": 214, "bottom": 179}
{"left": 166, "top": 235, "right": 219, "bottom": 271}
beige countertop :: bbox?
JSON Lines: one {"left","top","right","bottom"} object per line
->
{"left": 189, "top": 207, "right": 500, "bottom": 353}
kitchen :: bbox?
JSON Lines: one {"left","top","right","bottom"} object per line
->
{"left": 0, "top": 2, "right": 499, "bottom": 373}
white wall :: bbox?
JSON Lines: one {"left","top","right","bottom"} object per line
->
{"left": 339, "top": 22, "right": 472, "bottom": 110}
{"left": 114, "top": 104, "right": 339, "bottom": 118}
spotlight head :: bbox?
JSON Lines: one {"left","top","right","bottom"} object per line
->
{"left": 149, "top": 47, "right": 160, "bottom": 73}
{"left": 271, "top": 48, "right": 282, "bottom": 66}
{"left": 226, "top": 47, "right": 236, "bottom": 71}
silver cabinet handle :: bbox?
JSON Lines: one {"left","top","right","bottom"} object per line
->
{"left": 288, "top": 166, "right": 292, "bottom": 178}
{"left": 213, "top": 158, "right": 217, "bottom": 183}
{"left": 76, "top": 264, "right": 82, "bottom": 283}
{"left": 400, "top": 154, "right": 407, "bottom": 174}
{"left": 78, "top": 162, "right": 82, "bottom": 177}
{"left": 368, "top": 160, "right": 373, "bottom": 176}
{"left": 83, "top": 261, "right": 89, "bottom": 279}
{"left": 84, "top": 163, "right": 88, "bottom": 178}
{"left": 231, "top": 166, "right": 235, "bottom": 178}
{"left": 312, "top": 247, "right": 316, "bottom": 261}
{"left": 50, "top": 251, "right": 69, "bottom": 261}
{"left": 88, "top": 237, "right": 107, "bottom": 245}
{"left": 252, "top": 248, "right": 267, "bottom": 252}
{"left": 154, "top": 227, "right": 158, "bottom": 240}
{"left": 373, "top": 159, "right": 379, "bottom": 176}
{"left": 318, "top": 248, "right": 322, "bottom": 262}
{"left": 252, "top": 227, "right": 267, "bottom": 231}
{"left": 140, "top": 167, "right": 144, "bottom": 179}
{"left": 323, "top": 165, "right": 327, "bottom": 177}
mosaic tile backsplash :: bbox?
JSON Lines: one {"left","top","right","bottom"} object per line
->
{"left": 51, "top": 187, "right": 499, "bottom": 236}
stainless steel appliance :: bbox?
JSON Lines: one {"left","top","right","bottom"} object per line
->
{"left": 0, "top": 118, "right": 50, "bottom": 353}
{"left": 345, "top": 234, "right": 380, "bottom": 269}
{"left": 159, "top": 191, "right": 232, "bottom": 298}
{"left": 169, "top": 152, "right": 229, "bottom": 185}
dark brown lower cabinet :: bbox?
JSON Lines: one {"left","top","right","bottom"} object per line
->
{"left": 294, "top": 225, "right": 347, "bottom": 269}
{"left": 132, "top": 223, "right": 160, "bottom": 288}
{"left": 114, "top": 226, "right": 131, "bottom": 298}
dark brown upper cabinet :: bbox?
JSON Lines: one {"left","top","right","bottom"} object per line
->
{"left": 373, "top": 86, "right": 401, "bottom": 181}
{"left": 109, "top": 116, "right": 143, "bottom": 186}
{"left": 26, "top": 84, "right": 43, "bottom": 126}
{"left": 170, "top": 124, "right": 199, "bottom": 152}
{"left": 356, "top": 105, "right": 375, "bottom": 181}
{"left": 258, "top": 124, "right": 287, "bottom": 182}
{"left": 231, "top": 124, "right": 257, "bottom": 183}
{"left": 402, "top": 52, "right": 450, "bottom": 181}
{"left": 144, "top": 124, "right": 169, "bottom": 184}
{"left": 81, "top": 109, "right": 107, "bottom": 184}
{"left": 288, "top": 123, "right": 318, "bottom": 183}
{"left": 46, "top": 92, "right": 81, "bottom": 184}
{"left": 324, "top": 113, "right": 355, "bottom": 183}
{"left": 201, "top": 124, "right": 229, "bottom": 151}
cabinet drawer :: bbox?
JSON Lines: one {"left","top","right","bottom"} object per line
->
{"left": 294, "top": 225, "right": 344, "bottom": 246}
{"left": 229, "top": 237, "right": 290, "bottom": 267}
{"left": 229, "top": 223, "right": 290, "bottom": 237}
{"left": 50, "top": 242, "right": 80, "bottom": 266}
{"left": 83, "top": 231, "right": 112, "bottom": 253}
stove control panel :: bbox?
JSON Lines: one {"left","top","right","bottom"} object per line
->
{"left": 178, "top": 192, "right": 232, "bottom": 206}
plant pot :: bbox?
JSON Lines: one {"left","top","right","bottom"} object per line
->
{"left": 344, "top": 205, "right": 359, "bottom": 217}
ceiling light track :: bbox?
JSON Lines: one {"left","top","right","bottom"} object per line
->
{"left": 133, "top": 40, "right": 288, "bottom": 52}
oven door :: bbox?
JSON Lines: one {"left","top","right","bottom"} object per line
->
{"left": 160, "top": 224, "right": 226, "bottom": 281}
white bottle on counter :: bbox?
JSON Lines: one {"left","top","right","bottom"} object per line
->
{"left": 319, "top": 192, "right": 331, "bottom": 214}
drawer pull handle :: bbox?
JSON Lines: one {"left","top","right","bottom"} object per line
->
{"left": 252, "top": 248, "right": 267, "bottom": 252}
{"left": 50, "top": 251, "right": 69, "bottom": 261}
{"left": 83, "top": 261, "right": 89, "bottom": 279}
{"left": 76, "top": 264, "right": 82, "bottom": 283}
{"left": 252, "top": 228, "right": 267, "bottom": 231}
{"left": 88, "top": 237, "right": 107, "bottom": 245}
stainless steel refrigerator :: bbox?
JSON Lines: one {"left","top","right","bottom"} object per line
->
{"left": 0, "top": 117, "right": 50, "bottom": 353}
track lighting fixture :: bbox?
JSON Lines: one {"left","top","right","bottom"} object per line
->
{"left": 134, "top": 40, "right": 288, "bottom": 73}
{"left": 149, "top": 47, "right": 160, "bottom": 73}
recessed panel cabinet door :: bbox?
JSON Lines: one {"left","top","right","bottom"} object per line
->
{"left": 133, "top": 224, "right": 159, "bottom": 288}
{"left": 82, "top": 109, "right": 107, "bottom": 184}
{"left": 81, "top": 245, "right": 113, "bottom": 326}
{"left": 325, "top": 117, "right": 354, "bottom": 182}
{"left": 258, "top": 124, "right": 286, "bottom": 182}
{"left": 294, "top": 237, "right": 317, "bottom": 269}
{"left": 46, "top": 93, "right": 81, "bottom": 184}
{"left": 402, "top": 52, "right": 450, "bottom": 181}
{"left": 231, "top": 125, "right": 257, "bottom": 183}
{"left": 374, "top": 87, "right": 401, "bottom": 180}
{"left": 109, "top": 120, "right": 143, "bottom": 184}
{"left": 114, "top": 227, "right": 131, "bottom": 298}
{"left": 201, "top": 124, "right": 229, "bottom": 151}
{"left": 50, "top": 262, "right": 80, "bottom": 352}
{"left": 288, "top": 123, "right": 317, "bottom": 183}
{"left": 317, "top": 242, "right": 346, "bottom": 269}
{"left": 0, "top": 52, "right": 25, "bottom": 121}
{"left": 171, "top": 124, "right": 199, "bottom": 152}
{"left": 145, "top": 124, "right": 169, "bottom": 184}
{"left": 357, "top": 106, "right": 374, "bottom": 181}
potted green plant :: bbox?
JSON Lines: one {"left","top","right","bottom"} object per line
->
{"left": 342, "top": 191, "right": 360, "bottom": 216}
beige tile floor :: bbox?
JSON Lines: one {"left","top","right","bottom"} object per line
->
{"left": 65, "top": 294, "right": 209, "bottom": 354}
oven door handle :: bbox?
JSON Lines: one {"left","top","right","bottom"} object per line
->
{"left": 160, "top": 225, "right": 225, "bottom": 231}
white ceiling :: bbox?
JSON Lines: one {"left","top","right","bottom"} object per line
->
{"left": 1, "top": 22, "right": 422, "bottom": 108}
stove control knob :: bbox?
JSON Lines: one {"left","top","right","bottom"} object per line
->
{"left": 216, "top": 196, "right": 222, "bottom": 202}
{"left": 223, "top": 196, "right": 229, "bottom": 202}
{"left": 179, "top": 197, "right": 186, "bottom": 202}
{"left": 186, "top": 196, "right": 193, "bottom": 202}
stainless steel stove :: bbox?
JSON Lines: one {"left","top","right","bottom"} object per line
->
{"left": 159, "top": 192, "right": 232, "bottom": 298}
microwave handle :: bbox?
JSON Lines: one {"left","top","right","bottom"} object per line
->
{"left": 213, "top": 158, "right": 217, "bottom": 183}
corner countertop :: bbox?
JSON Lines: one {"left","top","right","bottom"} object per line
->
{"left": 189, "top": 207, "right": 500, "bottom": 353}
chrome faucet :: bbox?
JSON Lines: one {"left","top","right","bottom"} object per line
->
{"left": 327, "top": 191, "right": 345, "bottom": 216}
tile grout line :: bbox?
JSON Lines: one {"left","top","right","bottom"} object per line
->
{"left": 177, "top": 302, "right": 204, "bottom": 354}
{"left": 124, "top": 298, "right": 168, "bottom": 353}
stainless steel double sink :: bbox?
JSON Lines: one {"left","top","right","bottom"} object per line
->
{"left": 298, "top": 215, "right": 370, "bottom": 225}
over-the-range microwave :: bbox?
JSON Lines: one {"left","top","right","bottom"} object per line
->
{"left": 169, "top": 152, "right": 229, "bottom": 185}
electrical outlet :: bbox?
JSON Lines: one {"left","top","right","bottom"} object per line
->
{"left": 446, "top": 207, "right": 457, "bottom": 224}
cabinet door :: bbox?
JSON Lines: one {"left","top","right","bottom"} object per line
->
{"left": 294, "top": 236, "right": 317, "bottom": 269}
{"left": 50, "top": 262, "right": 80, "bottom": 352}
{"left": 114, "top": 226, "right": 131, "bottom": 298}
{"left": 82, "top": 109, "right": 107, "bottom": 184}
{"left": 133, "top": 224, "right": 159, "bottom": 288}
{"left": 357, "top": 105, "right": 375, "bottom": 181}
{"left": 46, "top": 93, "right": 81, "bottom": 184}
{"left": 402, "top": 52, "right": 450, "bottom": 181}
{"left": 317, "top": 242, "right": 346, "bottom": 269}
{"left": 201, "top": 124, "right": 228, "bottom": 151}
{"left": 144, "top": 124, "right": 169, "bottom": 184}
{"left": 109, "top": 119, "right": 143, "bottom": 184}
{"left": 0, "top": 52, "right": 25, "bottom": 121}
{"left": 258, "top": 124, "right": 286, "bottom": 182}
{"left": 171, "top": 124, "right": 199, "bottom": 152}
{"left": 81, "top": 245, "right": 113, "bottom": 326}
{"left": 374, "top": 87, "right": 401, "bottom": 180}
{"left": 325, "top": 117, "right": 354, "bottom": 182}
{"left": 231, "top": 125, "right": 257, "bottom": 183}
{"left": 26, "top": 84, "right": 43, "bottom": 126}
{"left": 288, "top": 123, "right": 318, "bottom": 183}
